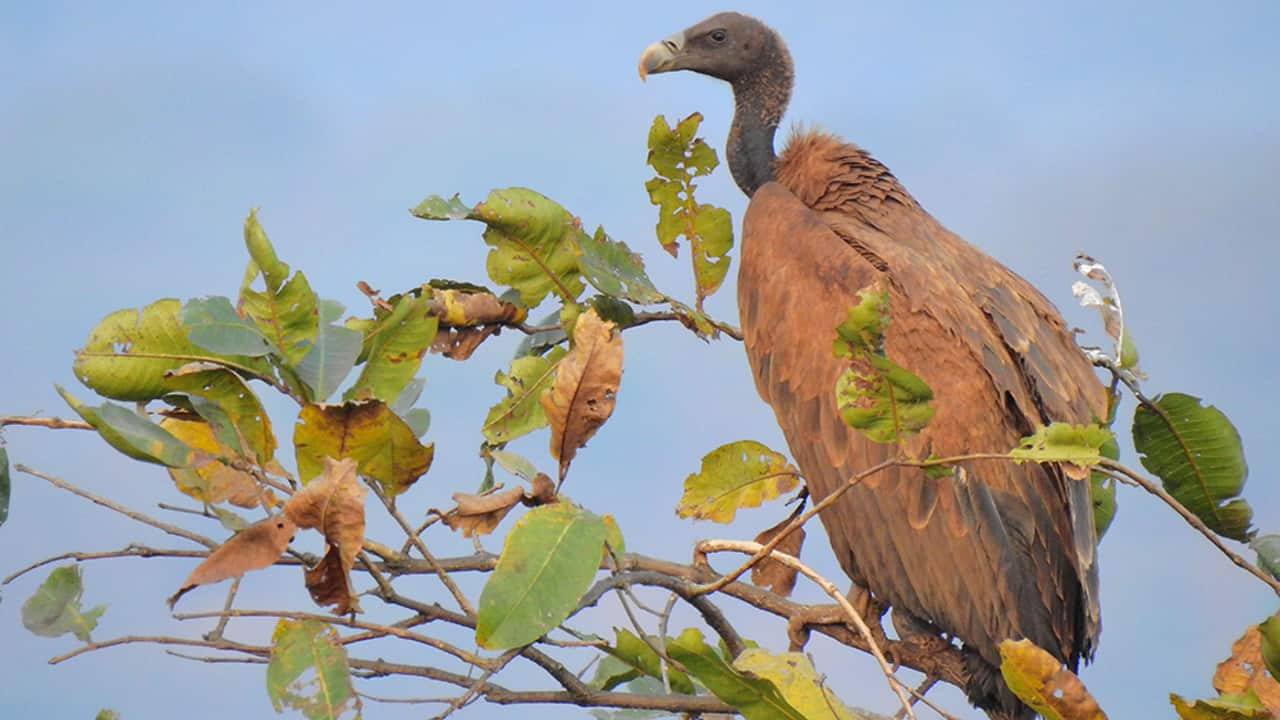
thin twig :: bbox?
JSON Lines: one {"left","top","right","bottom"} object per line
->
{"left": 2, "top": 545, "right": 210, "bottom": 585}
{"left": 697, "top": 539, "right": 920, "bottom": 720}
{"left": 206, "top": 576, "right": 241, "bottom": 641}
{"left": 368, "top": 480, "right": 474, "bottom": 616}
{"left": 1100, "top": 459, "right": 1280, "bottom": 596}
{"left": 0, "top": 415, "right": 93, "bottom": 430}
{"left": 16, "top": 465, "right": 217, "bottom": 548}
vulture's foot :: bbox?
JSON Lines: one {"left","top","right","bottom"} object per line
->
{"left": 786, "top": 587, "right": 890, "bottom": 651}
{"left": 890, "top": 608, "right": 954, "bottom": 663}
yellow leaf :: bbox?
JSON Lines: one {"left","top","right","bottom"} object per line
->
{"left": 999, "top": 639, "right": 1107, "bottom": 720}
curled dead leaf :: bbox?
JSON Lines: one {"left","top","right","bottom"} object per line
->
{"left": 431, "top": 325, "right": 500, "bottom": 360}
{"left": 283, "top": 457, "right": 366, "bottom": 614}
{"left": 304, "top": 545, "right": 361, "bottom": 615}
{"left": 426, "top": 287, "right": 526, "bottom": 327}
{"left": 1214, "top": 625, "right": 1280, "bottom": 713}
{"left": 167, "top": 514, "right": 296, "bottom": 608}
{"left": 750, "top": 508, "right": 806, "bottom": 597}
{"left": 525, "top": 473, "right": 557, "bottom": 506}
{"left": 540, "top": 308, "right": 623, "bottom": 483}
{"left": 435, "top": 486, "right": 526, "bottom": 537}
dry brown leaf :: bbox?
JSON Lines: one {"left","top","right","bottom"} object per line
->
{"left": 431, "top": 325, "right": 500, "bottom": 360}
{"left": 427, "top": 287, "right": 526, "bottom": 327}
{"left": 304, "top": 545, "right": 361, "bottom": 615}
{"left": 540, "top": 308, "right": 623, "bottom": 482}
{"left": 526, "top": 472, "right": 557, "bottom": 506}
{"left": 750, "top": 510, "right": 806, "bottom": 597}
{"left": 435, "top": 486, "right": 526, "bottom": 537}
{"left": 1214, "top": 625, "right": 1280, "bottom": 713}
{"left": 167, "top": 514, "right": 296, "bottom": 608}
{"left": 283, "top": 457, "right": 366, "bottom": 613}
{"left": 160, "top": 415, "right": 265, "bottom": 508}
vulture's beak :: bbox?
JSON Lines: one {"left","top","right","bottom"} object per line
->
{"left": 638, "top": 32, "right": 685, "bottom": 81}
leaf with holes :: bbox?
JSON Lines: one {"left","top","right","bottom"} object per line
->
{"left": 267, "top": 618, "right": 360, "bottom": 720}
{"left": 577, "top": 226, "right": 665, "bottom": 305}
{"left": 1011, "top": 423, "right": 1115, "bottom": 481}
{"left": 483, "top": 348, "right": 567, "bottom": 444}
{"left": 678, "top": 440, "right": 799, "bottom": 524}
{"left": 1133, "top": 393, "right": 1252, "bottom": 542}
{"left": 345, "top": 295, "right": 437, "bottom": 403}
{"left": 284, "top": 457, "right": 365, "bottom": 614}
{"left": 541, "top": 309, "right": 623, "bottom": 482}
{"left": 476, "top": 502, "right": 606, "bottom": 649}
{"left": 165, "top": 362, "right": 276, "bottom": 463}
{"left": 1214, "top": 623, "right": 1280, "bottom": 714}
{"left": 21, "top": 566, "right": 106, "bottom": 642}
{"left": 293, "top": 401, "right": 432, "bottom": 497}
{"left": 999, "top": 639, "right": 1107, "bottom": 720}
{"left": 73, "top": 298, "right": 271, "bottom": 401}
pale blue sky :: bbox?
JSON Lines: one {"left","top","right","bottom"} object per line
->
{"left": 2, "top": 2, "right": 1278, "bottom": 718}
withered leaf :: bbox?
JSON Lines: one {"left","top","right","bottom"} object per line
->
{"left": 435, "top": 486, "right": 526, "bottom": 537}
{"left": 304, "top": 545, "right": 360, "bottom": 615}
{"left": 540, "top": 308, "right": 623, "bottom": 482}
{"left": 751, "top": 509, "right": 807, "bottom": 597}
{"left": 426, "top": 287, "right": 526, "bottom": 327}
{"left": 159, "top": 415, "right": 265, "bottom": 508}
{"left": 431, "top": 325, "right": 499, "bottom": 360}
{"left": 1214, "top": 625, "right": 1280, "bottom": 714}
{"left": 168, "top": 514, "right": 296, "bottom": 608}
{"left": 526, "top": 473, "right": 557, "bottom": 506}
{"left": 999, "top": 638, "right": 1107, "bottom": 720}
{"left": 283, "top": 457, "right": 366, "bottom": 614}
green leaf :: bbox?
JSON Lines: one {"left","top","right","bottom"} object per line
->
{"left": 74, "top": 298, "right": 270, "bottom": 401}
{"left": 514, "top": 310, "right": 567, "bottom": 357}
{"left": 733, "top": 648, "right": 858, "bottom": 720}
{"left": 690, "top": 204, "right": 732, "bottom": 299}
{"left": 410, "top": 193, "right": 473, "bottom": 220}
{"left": 491, "top": 449, "right": 540, "bottom": 482}
{"left": 599, "top": 628, "right": 695, "bottom": 695}
{"left": 476, "top": 502, "right": 606, "bottom": 649}
{"left": 244, "top": 209, "right": 290, "bottom": 293}
{"left": 1133, "top": 393, "right": 1252, "bottom": 541}
{"left": 835, "top": 356, "right": 935, "bottom": 444}
{"left": 1010, "top": 423, "right": 1115, "bottom": 478}
{"left": 401, "top": 409, "right": 431, "bottom": 438}
{"left": 240, "top": 271, "right": 319, "bottom": 367}
{"left": 182, "top": 296, "right": 273, "bottom": 357}
{"left": 1258, "top": 616, "right": 1280, "bottom": 682}
{"left": 1090, "top": 435, "right": 1120, "bottom": 538}
{"left": 417, "top": 188, "right": 586, "bottom": 307}
{"left": 833, "top": 289, "right": 889, "bottom": 357}
{"left": 481, "top": 347, "right": 567, "bottom": 444}
{"left": 58, "top": 385, "right": 196, "bottom": 467}
{"left": 644, "top": 113, "right": 734, "bottom": 306}
{"left": 577, "top": 227, "right": 665, "bottom": 304}
{"left": 95, "top": 710, "right": 121, "bottom": 720}
{"left": 267, "top": 618, "right": 359, "bottom": 720}
{"left": 21, "top": 565, "right": 106, "bottom": 642}
{"left": 295, "top": 299, "right": 363, "bottom": 402}
{"left": 590, "top": 295, "right": 637, "bottom": 328}
{"left": 667, "top": 628, "right": 806, "bottom": 720}
{"left": 164, "top": 363, "right": 276, "bottom": 464}
{"left": 832, "top": 289, "right": 935, "bottom": 443}
{"left": 0, "top": 446, "right": 9, "bottom": 528}
{"left": 1252, "top": 535, "right": 1280, "bottom": 580}
{"left": 678, "top": 440, "right": 799, "bottom": 523}
{"left": 344, "top": 296, "right": 437, "bottom": 403}
{"left": 1171, "top": 692, "right": 1268, "bottom": 720}
{"left": 294, "top": 401, "right": 433, "bottom": 497}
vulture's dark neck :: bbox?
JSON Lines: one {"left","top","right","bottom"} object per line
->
{"left": 727, "top": 37, "right": 793, "bottom": 197}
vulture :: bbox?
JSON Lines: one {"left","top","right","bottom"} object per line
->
{"left": 640, "top": 12, "right": 1105, "bottom": 720}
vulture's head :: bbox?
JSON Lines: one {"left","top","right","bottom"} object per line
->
{"left": 638, "top": 12, "right": 787, "bottom": 86}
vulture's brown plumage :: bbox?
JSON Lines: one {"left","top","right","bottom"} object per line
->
{"left": 641, "top": 12, "right": 1104, "bottom": 720}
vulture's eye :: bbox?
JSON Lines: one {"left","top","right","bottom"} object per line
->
{"left": 709, "top": 29, "right": 728, "bottom": 43}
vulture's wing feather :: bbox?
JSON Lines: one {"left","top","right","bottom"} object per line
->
{"left": 739, "top": 169, "right": 1103, "bottom": 666}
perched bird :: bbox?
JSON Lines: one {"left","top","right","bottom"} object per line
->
{"left": 640, "top": 12, "right": 1105, "bottom": 719}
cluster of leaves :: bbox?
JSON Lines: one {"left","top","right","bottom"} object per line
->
{"left": 6, "top": 108, "right": 1276, "bottom": 720}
